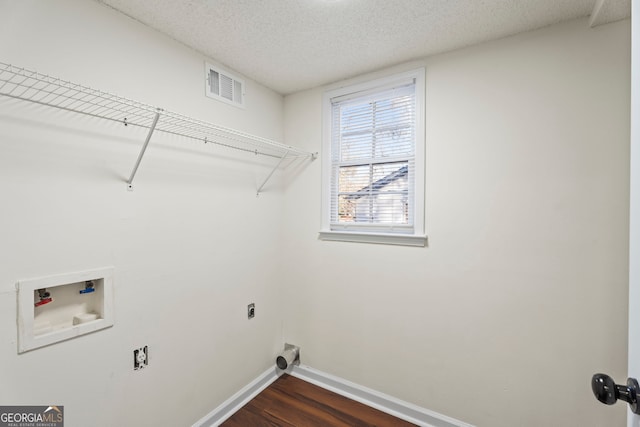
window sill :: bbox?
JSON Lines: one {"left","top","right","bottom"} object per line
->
{"left": 318, "top": 230, "right": 427, "bottom": 247}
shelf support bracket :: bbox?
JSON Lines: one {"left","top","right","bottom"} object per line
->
{"left": 127, "top": 110, "right": 161, "bottom": 190}
{"left": 257, "top": 151, "right": 289, "bottom": 196}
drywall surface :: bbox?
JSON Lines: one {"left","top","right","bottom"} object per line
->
{"left": 0, "top": 1, "right": 286, "bottom": 426}
{"left": 282, "top": 18, "right": 630, "bottom": 427}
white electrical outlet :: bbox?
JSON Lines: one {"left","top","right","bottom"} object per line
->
{"left": 134, "top": 346, "right": 148, "bottom": 370}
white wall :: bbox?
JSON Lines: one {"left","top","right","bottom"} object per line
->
{"left": 282, "top": 18, "right": 631, "bottom": 427}
{"left": 0, "top": 1, "right": 287, "bottom": 426}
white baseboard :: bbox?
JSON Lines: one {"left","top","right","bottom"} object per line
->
{"left": 289, "top": 365, "right": 475, "bottom": 427}
{"left": 192, "top": 367, "right": 280, "bottom": 427}
{"left": 192, "top": 364, "right": 474, "bottom": 427}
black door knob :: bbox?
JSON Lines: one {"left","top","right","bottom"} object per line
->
{"left": 592, "top": 373, "right": 640, "bottom": 414}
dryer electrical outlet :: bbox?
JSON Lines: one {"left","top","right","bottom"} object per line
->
{"left": 134, "top": 346, "right": 148, "bottom": 370}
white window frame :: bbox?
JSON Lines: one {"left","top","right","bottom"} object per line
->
{"left": 319, "top": 68, "right": 426, "bottom": 247}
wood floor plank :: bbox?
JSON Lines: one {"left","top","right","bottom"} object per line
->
{"left": 271, "top": 376, "right": 402, "bottom": 427}
{"left": 267, "top": 380, "right": 373, "bottom": 426}
{"left": 222, "top": 407, "right": 283, "bottom": 427}
{"left": 221, "top": 374, "right": 416, "bottom": 427}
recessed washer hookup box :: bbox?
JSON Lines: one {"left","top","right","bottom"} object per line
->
{"left": 16, "top": 267, "right": 114, "bottom": 353}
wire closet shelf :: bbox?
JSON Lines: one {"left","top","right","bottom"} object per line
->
{"left": 0, "top": 62, "right": 316, "bottom": 192}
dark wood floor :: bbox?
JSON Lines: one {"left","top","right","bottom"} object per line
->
{"left": 221, "top": 374, "right": 416, "bottom": 427}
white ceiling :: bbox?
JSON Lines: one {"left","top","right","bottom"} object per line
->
{"left": 96, "top": 0, "right": 630, "bottom": 95}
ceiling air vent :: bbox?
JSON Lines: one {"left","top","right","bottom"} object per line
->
{"left": 205, "top": 62, "right": 245, "bottom": 108}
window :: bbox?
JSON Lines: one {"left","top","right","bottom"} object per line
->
{"left": 320, "top": 69, "right": 426, "bottom": 246}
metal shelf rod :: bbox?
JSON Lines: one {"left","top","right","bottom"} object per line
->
{"left": 257, "top": 150, "right": 289, "bottom": 196}
{"left": 127, "top": 110, "right": 161, "bottom": 190}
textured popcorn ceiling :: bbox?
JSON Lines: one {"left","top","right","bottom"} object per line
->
{"left": 96, "top": 0, "right": 630, "bottom": 94}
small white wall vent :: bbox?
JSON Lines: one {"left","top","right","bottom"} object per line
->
{"left": 205, "top": 62, "right": 245, "bottom": 108}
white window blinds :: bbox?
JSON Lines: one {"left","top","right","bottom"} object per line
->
{"left": 330, "top": 80, "right": 416, "bottom": 234}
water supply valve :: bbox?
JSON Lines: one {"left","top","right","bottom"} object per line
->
{"left": 79, "top": 281, "right": 95, "bottom": 294}
{"left": 35, "top": 288, "right": 52, "bottom": 307}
